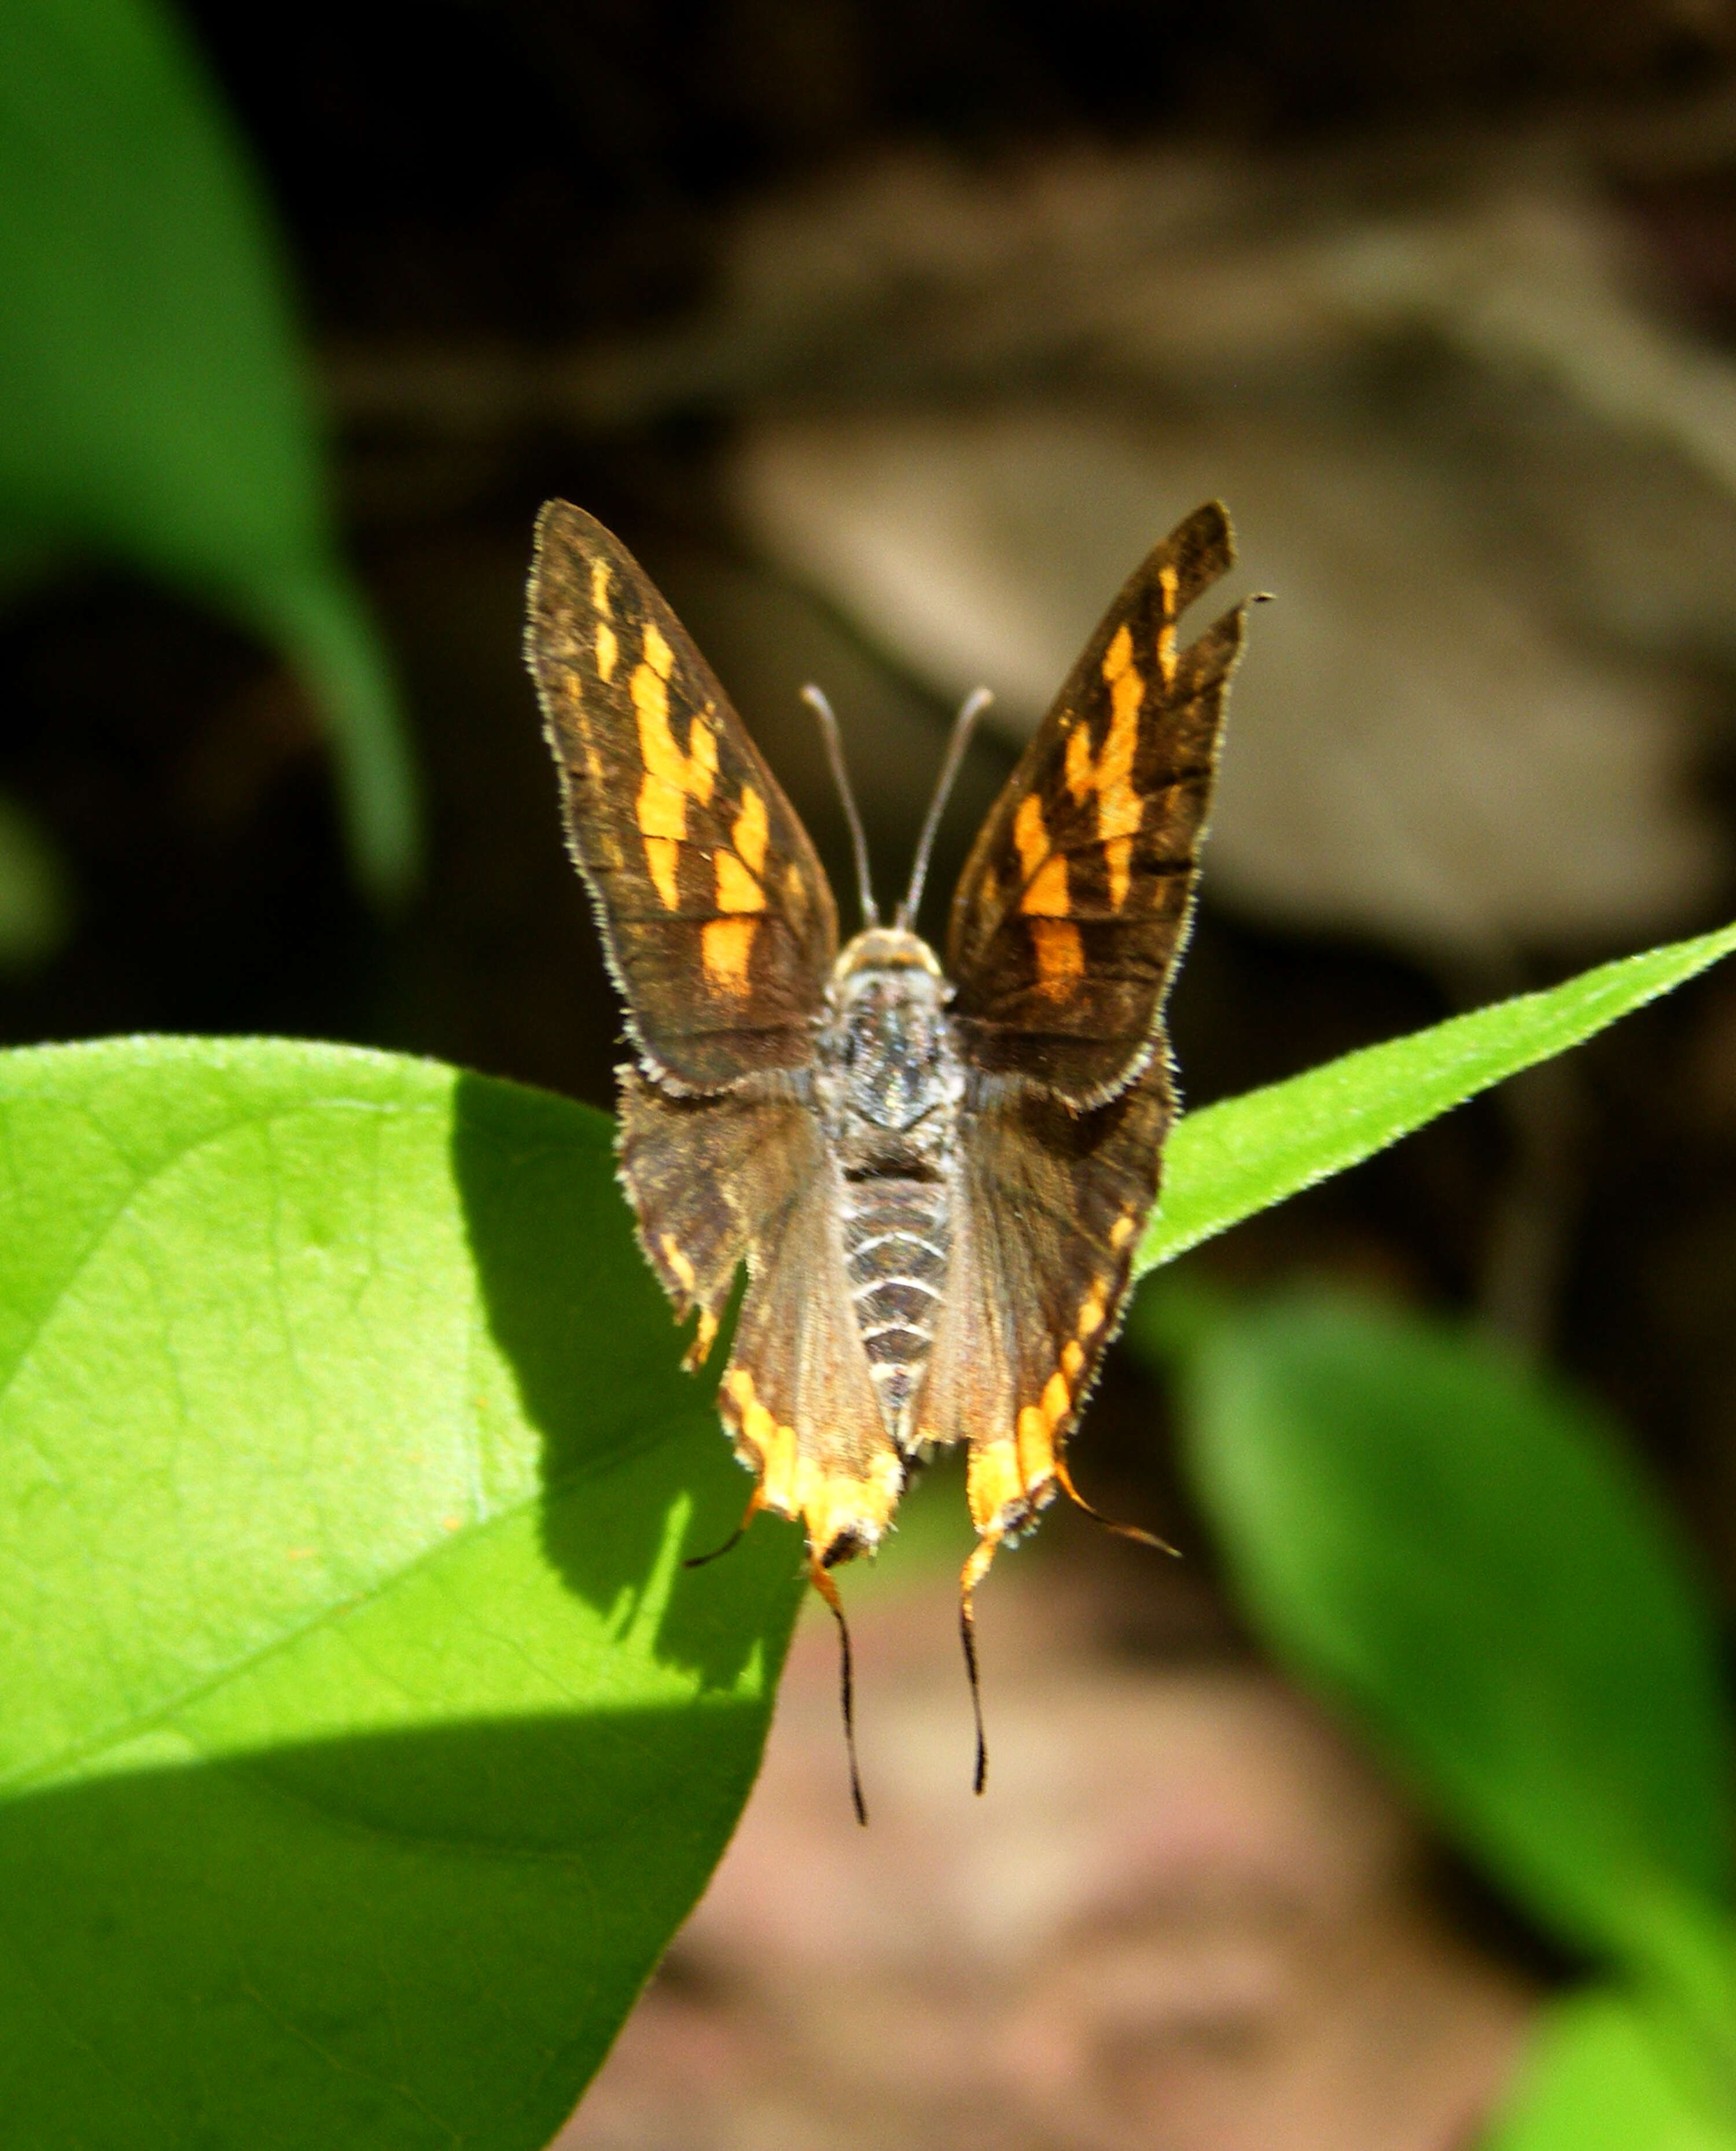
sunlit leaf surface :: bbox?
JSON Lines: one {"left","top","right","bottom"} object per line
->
{"left": 0, "top": 1039, "right": 800, "bottom": 2150}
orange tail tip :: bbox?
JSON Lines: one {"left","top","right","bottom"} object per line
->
{"left": 966, "top": 1431, "right": 1057, "bottom": 1541}
{"left": 723, "top": 1366, "right": 903, "bottom": 1561}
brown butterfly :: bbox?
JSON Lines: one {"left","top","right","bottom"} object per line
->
{"left": 526, "top": 499, "right": 1249, "bottom": 1815}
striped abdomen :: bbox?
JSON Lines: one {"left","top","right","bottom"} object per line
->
{"left": 840, "top": 1171, "right": 950, "bottom": 1450}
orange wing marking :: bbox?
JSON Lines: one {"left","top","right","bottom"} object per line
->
{"left": 592, "top": 561, "right": 620, "bottom": 683}
{"left": 722, "top": 1367, "right": 902, "bottom": 1558}
{"left": 1156, "top": 563, "right": 1179, "bottom": 687}
{"left": 1013, "top": 790, "right": 1084, "bottom": 995}
{"left": 632, "top": 625, "right": 717, "bottom": 909}
{"left": 703, "top": 783, "right": 770, "bottom": 991}
{"left": 1061, "top": 623, "right": 1146, "bottom": 912}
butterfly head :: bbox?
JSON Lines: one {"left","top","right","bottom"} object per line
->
{"left": 824, "top": 926, "right": 959, "bottom": 1137}
{"left": 832, "top": 925, "right": 943, "bottom": 985}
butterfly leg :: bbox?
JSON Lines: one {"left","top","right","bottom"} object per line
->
{"left": 683, "top": 1481, "right": 765, "bottom": 1570}
{"left": 1052, "top": 1450, "right": 1180, "bottom": 1557}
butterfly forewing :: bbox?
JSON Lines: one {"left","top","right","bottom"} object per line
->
{"left": 528, "top": 500, "right": 837, "bottom": 1093}
{"left": 946, "top": 501, "right": 1245, "bottom": 1109}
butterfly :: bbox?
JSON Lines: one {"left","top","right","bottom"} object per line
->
{"left": 526, "top": 498, "right": 1249, "bottom": 1814}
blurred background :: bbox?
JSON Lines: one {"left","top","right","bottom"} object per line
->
{"left": 6, "top": 1, "right": 1736, "bottom": 2144}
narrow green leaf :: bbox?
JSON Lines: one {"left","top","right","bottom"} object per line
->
{"left": 1145, "top": 1290, "right": 1736, "bottom": 2095}
{"left": 1486, "top": 1988, "right": 1736, "bottom": 2151}
{"left": 1139, "top": 921, "right": 1736, "bottom": 1275}
{"left": 0, "top": 1038, "right": 801, "bottom": 2150}
{"left": 0, "top": 0, "right": 418, "bottom": 895}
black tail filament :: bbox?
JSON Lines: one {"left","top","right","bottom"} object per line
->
{"left": 959, "top": 1589, "right": 989, "bottom": 1796}
{"left": 808, "top": 1556, "right": 868, "bottom": 1826}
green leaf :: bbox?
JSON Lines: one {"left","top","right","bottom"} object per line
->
{"left": 1487, "top": 1988, "right": 1736, "bottom": 2151}
{"left": 1139, "top": 921, "right": 1736, "bottom": 1275}
{"left": 0, "top": 0, "right": 418, "bottom": 896}
{"left": 1144, "top": 1290, "right": 1736, "bottom": 2097}
{"left": 0, "top": 1038, "right": 802, "bottom": 2150}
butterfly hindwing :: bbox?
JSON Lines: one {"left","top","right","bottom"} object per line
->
{"left": 618, "top": 1070, "right": 902, "bottom": 1561}
{"left": 528, "top": 499, "right": 838, "bottom": 1093}
{"left": 945, "top": 501, "right": 1245, "bottom": 1109}
{"left": 919, "top": 1058, "right": 1175, "bottom": 1539}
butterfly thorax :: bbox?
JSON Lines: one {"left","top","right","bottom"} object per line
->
{"left": 816, "top": 929, "right": 963, "bottom": 1451}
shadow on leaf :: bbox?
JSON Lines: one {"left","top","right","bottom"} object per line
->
{"left": 450, "top": 1068, "right": 800, "bottom": 1687}
{"left": 0, "top": 1706, "right": 767, "bottom": 2151}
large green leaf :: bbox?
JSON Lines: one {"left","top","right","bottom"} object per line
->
{"left": 1142, "top": 1290, "right": 1736, "bottom": 2105}
{"left": 0, "top": 0, "right": 417, "bottom": 895}
{"left": 0, "top": 1039, "right": 802, "bottom": 2150}
{"left": 1139, "top": 920, "right": 1736, "bottom": 1275}
{"left": 1487, "top": 1990, "right": 1736, "bottom": 2151}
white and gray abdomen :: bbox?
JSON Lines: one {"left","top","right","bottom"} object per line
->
{"left": 841, "top": 1170, "right": 950, "bottom": 1444}
{"left": 816, "top": 933, "right": 963, "bottom": 1453}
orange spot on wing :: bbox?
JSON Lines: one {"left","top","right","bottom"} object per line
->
{"left": 659, "top": 1233, "right": 697, "bottom": 1295}
{"left": 702, "top": 915, "right": 757, "bottom": 991}
{"left": 733, "top": 787, "right": 769, "bottom": 877}
{"left": 686, "top": 1308, "right": 718, "bottom": 1370}
{"left": 974, "top": 1357, "right": 1075, "bottom": 1538}
{"left": 715, "top": 849, "right": 764, "bottom": 913}
{"left": 968, "top": 1435, "right": 1039, "bottom": 1535}
{"left": 633, "top": 629, "right": 716, "bottom": 907}
{"left": 644, "top": 836, "right": 680, "bottom": 909}
{"left": 1157, "top": 562, "right": 1179, "bottom": 686}
{"left": 595, "top": 620, "right": 618, "bottom": 683}
{"left": 1068, "top": 615, "right": 1147, "bottom": 910}
{"left": 1013, "top": 791, "right": 1049, "bottom": 885}
{"left": 1014, "top": 788, "right": 1073, "bottom": 927}
{"left": 724, "top": 1367, "right": 902, "bottom": 1556}
{"left": 590, "top": 559, "right": 612, "bottom": 615}
{"left": 1029, "top": 917, "right": 1084, "bottom": 995}
{"left": 1104, "top": 834, "right": 1132, "bottom": 909}
{"left": 1023, "top": 853, "right": 1069, "bottom": 915}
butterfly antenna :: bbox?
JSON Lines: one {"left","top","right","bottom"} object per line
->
{"left": 684, "top": 1485, "right": 763, "bottom": 1569}
{"left": 802, "top": 684, "right": 878, "bottom": 929}
{"left": 899, "top": 687, "right": 992, "bottom": 931}
{"left": 808, "top": 1554, "right": 868, "bottom": 1825}
{"left": 959, "top": 1534, "right": 1001, "bottom": 1796}
{"left": 1053, "top": 1454, "right": 1182, "bottom": 1558}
